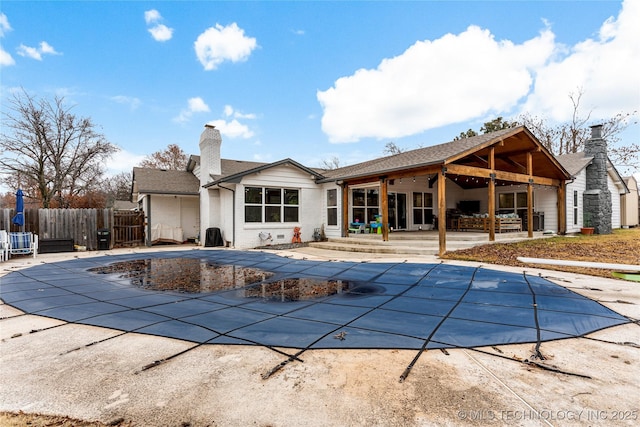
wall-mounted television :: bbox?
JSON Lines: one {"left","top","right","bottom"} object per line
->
{"left": 457, "top": 200, "right": 480, "bottom": 215}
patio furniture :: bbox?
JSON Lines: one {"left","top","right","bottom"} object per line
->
{"left": 457, "top": 214, "right": 522, "bottom": 233}
{"left": 348, "top": 222, "right": 366, "bottom": 233}
{"left": 8, "top": 231, "right": 38, "bottom": 258}
{"left": 0, "top": 230, "right": 9, "bottom": 262}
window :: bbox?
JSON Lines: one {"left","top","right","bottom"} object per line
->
{"left": 498, "top": 193, "right": 515, "bottom": 210}
{"left": 573, "top": 190, "right": 578, "bottom": 225}
{"left": 413, "top": 192, "right": 433, "bottom": 225}
{"left": 327, "top": 189, "right": 338, "bottom": 226}
{"left": 352, "top": 188, "right": 379, "bottom": 223}
{"left": 244, "top": 187, "right": 299, "bottom": 223}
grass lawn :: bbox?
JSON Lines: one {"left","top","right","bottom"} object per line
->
{"left": 441, "top": 228, "right": 640, "bottom": 279}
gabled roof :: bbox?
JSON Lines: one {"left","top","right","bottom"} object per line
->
{"left": 556, "top": 152, "right": 593, "bottom": 176}
{"left": 557, "top": 152, "right": 629, "bottom": 193}
{"left": 204, "top": 158, "right": 325, "bottom": 187}
{"left": 132, "top": 167, "right": 200, "bottom": 195}
{"left": 320, "top": 126, "right": 570, "bottom": 184}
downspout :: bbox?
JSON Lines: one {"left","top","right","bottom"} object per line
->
{"left": 146, "top": 195, "right": 152, "bottom": 247}
{"left": 217, "top": 184, "right": 235, "bottom": 247}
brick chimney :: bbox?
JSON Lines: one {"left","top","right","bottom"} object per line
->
{"left": 199, "top": 124, "right": 222, "bottom": 186}
{"left": 583, "top": 124, "right": 612, "bottom": 234}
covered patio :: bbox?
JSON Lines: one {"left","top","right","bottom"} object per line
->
{"left": 323, "top": 127, "right": 571, "bottom": 256}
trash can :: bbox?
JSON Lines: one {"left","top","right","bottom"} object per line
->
{"left": 205, "top": 227, "right": 224, "bottom": 247}
{"left": 97, "top": 228, "right": 111, "bottom": 250}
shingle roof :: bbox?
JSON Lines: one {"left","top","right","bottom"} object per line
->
{"left": 319, "top": 127, "right": 525, "bottom": 181}
{"left": 556, "top": 152, "right": 593, "bottom": 176}
{"left": 132, "top": 167, "right": 200, "bottom": 195}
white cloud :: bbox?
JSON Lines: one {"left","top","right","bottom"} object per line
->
{"left": 144, "top": 9, "right": 173, "bottom": 42}
{"left": 0, "top": 13, "right": 12, "bottom": 37}
{"left": 0, "top": 46, "right": 14, "bottom": 66}
{"left": 144, "top": 9, "right": 161, "bottom": 25}
{"left": 522, "top": 0, "right": 640, "bottom": 122}
{"left": 318, "top": 0, "right": 639, "bottom": 143}
{"left": 194, "top": 23, "right": 257, "bottom": 71}
{"left": 174, "top": 97, "right": 211, "bottom": 123}
{"left": 105, "top": 149, "right": 146, "bottom": 176}
{"left": 318, "top": 25, "right": 555, "bottom": 143}
{"left": 148, "top": 24, "right": 173, "bottom": 42}
{"left": 223, "top": 104, "right": 256, "bottom": 119}
{"left": 207, "top": 119, "right": 255, "bottom": 139}
{"left": 111, "top": 95, "right": 141, "bottom": 110}
{"left": 17, "top": 41, "right": 60, "bottom": 60}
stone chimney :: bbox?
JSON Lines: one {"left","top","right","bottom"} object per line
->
{"left": 583, "top": 124, "right": 612, "bottom": 234}
{"left": 199, "top": 124, "right": 222, "bottom": 185}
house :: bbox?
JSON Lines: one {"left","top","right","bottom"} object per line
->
{"left": 132, "top": 123, "right": 628, "bottom": 255}
{"left": 557, "top": 125, "right": 629, "bottom": 234}
{"left": 621, "top": 175, "right": 639, "bottom": 228}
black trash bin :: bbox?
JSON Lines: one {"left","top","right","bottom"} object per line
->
{"left": 205, "top": 227, "right": 224, "bottom": 247}
{"left": 97, "top": 228, "right": 111, "bottom": 250}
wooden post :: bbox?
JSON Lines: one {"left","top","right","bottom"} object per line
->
{"left": 341, "top": 183, "right": 349, "bottom": 237}
{"left": 488, "top": 146, "right": 496, "bottom": 241}
{"left": 380, "top": 178, "right": 389, "bottom": 241}
{"left": 526, "top": 152, "right": 533, "bottom": 238}
{"left": 557, "top": 181, "right": 566, "bottom": 235}
{"left": 438, "top": 168, "right": 446, "bottom": 256}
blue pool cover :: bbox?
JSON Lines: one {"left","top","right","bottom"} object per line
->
{"left": 0, "top": 250, "right": 629, "bottom": 351}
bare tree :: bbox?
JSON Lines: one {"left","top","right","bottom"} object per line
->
{"left": 102, "top": 171, "right": 133, "bottom": 207}
{"left": 517, "top": 88, "right": 638, "bottom": 172}
{"left": 320, "top": 156, "right": 341, "bottom": 170}
{"left": 138, "top": 143, "right": 188, "bottom": 170}
{"left": 0, "top": 89, "right": 118, "bottom": 208}
{"left": 383, "top": 141, "right": 404, "bottom": 155}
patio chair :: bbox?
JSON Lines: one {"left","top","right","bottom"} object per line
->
{"left": 0, "top": 230, "right": 9, "bottom": 262}
{"left": 8, "top": 231, "right": 38, "bottom": 258}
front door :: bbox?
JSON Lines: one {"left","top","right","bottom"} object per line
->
{"left": 388, "top": 193, "right": 407, "bottom": 230}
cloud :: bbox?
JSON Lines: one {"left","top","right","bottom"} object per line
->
{"left": 144, "top": 9, "right": 173, "bottom": 42}
{"left": 17, "top": 41, "right": 61, "bottom": 60}
{"left": 144, "top": 9, "right": 161, "bottom": 25}
{"left": 174, "top": 97, "right": 211, "bottom": 123}
{"left": 105, "top": 149, "right": 146, "bottom": 177}
{"left": 0, "top": 13, "right": 12, "bottom": 37}
{"left": 318, "top": 25, "right": 555, "bottom": 143}
{"left": 521, "top": 0, "right": 640, "bottom": 122}
{"left": 207, "top": 119, "right": 255, "bottom": 139}
{"left": 223, "top": 104, "right": 256, "bottom": 120}
{"left": 111, "top": 95, "right": 141, "bottom": 110}
{"left": 318, "top": 0, "right": 639, "bottom": 143}
{"left": 194, "top": 23, "right": 257, "bottom": 70}
{"left": 0, "top": 46, "right": 14, "bottom": 66}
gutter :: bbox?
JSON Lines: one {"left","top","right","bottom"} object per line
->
{"left": 217, "top": 184, "right": 236, "bottom": 247}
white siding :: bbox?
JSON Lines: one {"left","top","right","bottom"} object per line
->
{"left": 226, "top": 165, "right": 326, "bottom": 249}
{"left": 566, "top": 170, "right": 587, "bottom": 233}
{"left": 608, "top": 173, "right": 622, "bottom": 229}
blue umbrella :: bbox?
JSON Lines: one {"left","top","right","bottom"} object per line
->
{"left": 12, "top": 189, "right": 24, "bottom": 231}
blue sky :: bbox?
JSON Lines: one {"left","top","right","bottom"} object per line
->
{"left": 1, "top": 0, "right": 639, "bottom": 181}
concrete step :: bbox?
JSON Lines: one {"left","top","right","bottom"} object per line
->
{"left": 308, "top": 232, "right": 550, "bottom": 255}
{"left": 307, "top": 241, "right": 440, "bottom": 255}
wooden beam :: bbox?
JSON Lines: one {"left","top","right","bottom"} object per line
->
{"left": 488, "top": 147, "right": 495, "bottom": 241}
{"left": 527, "top": 181, "right": 533, "bottom": 238}
{"left": 444, "top": 164, "right": 560, "bottom": 186}
{"left": 341, "top": 165, "right": 443, "bottom": 187}
{"left": 557, "top": 181, "right": 566, "bottom": 235}
{"left": 341, "top": 183, "right": 349, "bottom": 237}
{"left": 438, "top": 169, "right": 446, "bottom": 256}
{"left": 527, "top": 151, "right": 533, "bottom": 238}
{"left": 380, "top": 178, "right": 389, "bottom": 241}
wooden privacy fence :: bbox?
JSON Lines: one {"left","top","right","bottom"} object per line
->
{"left": 0, "top": 208, "right": 145, "bottom": 250}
